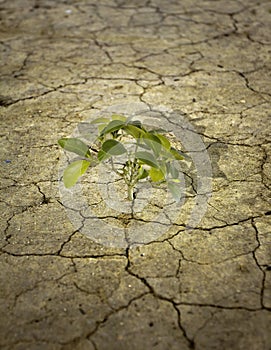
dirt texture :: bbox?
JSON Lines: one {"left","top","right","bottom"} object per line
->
{"left": 0, "top": 1, "right": 271, "bottom": 349}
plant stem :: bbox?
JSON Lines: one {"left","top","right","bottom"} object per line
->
{"left": 127, "top": 185, "right": 134, "bottom": 201}
{"left": 123, "top": 158, "right": 139, "bottom": 201}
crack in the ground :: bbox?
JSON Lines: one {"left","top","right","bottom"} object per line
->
{"left": 1, "top": 0, "right": 271, "bottom": 347}
{"left": 238, "top": 70, "right": 271, "bottom": 99}
{"left": 85, "top": 291, "right": 151, "bottom": 338}
{"left": 124, "top": 246, "right": 195, "bottom": 348}
{"left": 170, "top": 241, "right": 259, "bottom": 267}
{"left": 176, "top": 301, "right": 267, "bottom": 312}
{"left": 167, "top": 116, "right": 269, "bottom": 148}
{"left": 0, "top": 76, "right": 90, "bottom": 107}
{"left": 11, "top": 263, "right": 76, "bottom": 310}
{"left": 251, "top": 218, "right": 270, "bottom": 310}
{"left": 183, "top": 213, "right": 267, "bottom": 232}
{"left": 259, "top": 144, "right": 271, "bottom": 190}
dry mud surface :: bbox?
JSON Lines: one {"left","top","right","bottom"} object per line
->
{"left": 0, "top": 1, "right": 271, "bottom": 349}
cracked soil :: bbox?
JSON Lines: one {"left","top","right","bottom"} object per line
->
{"left": 0, "top": 0, "right": 271, "bottom": 349}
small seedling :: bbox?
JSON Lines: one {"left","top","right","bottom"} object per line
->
{"left": 58, "top": 115, "right": 185, "bottom": 202}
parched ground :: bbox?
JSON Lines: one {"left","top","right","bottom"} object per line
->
{"left": 0, "top": 0, "right": 271, "bottom": 349}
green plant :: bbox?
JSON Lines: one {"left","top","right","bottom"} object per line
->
{"left": 58, "top": 115, "right": 185, "bottom": 202}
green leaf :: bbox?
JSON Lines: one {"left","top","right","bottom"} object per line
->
{"left": 137, "top": 142, "right": 151, "bottom": 151}
{"left": 168, "top": 163, "right": 179, "bottom": 178}
{"left": 98, "top": 124, "right": 107, "bottom": 134}
{"left": 142, "top": 133, "right": 162, "bottom": 156}
{"left": 63, "top": 160, "right": 90, "bottom": 188}
{"left": 149, "top": 167, "right": 165, "bottom": 182}
{"left": 168, "top": 181, "right": 182, "bottom": 202}
{"left": 129, "top": 120, "right": 144, "bottom": 128}
{"left": 91, "top": 117, "right": 110, "bottom": 124}
{"left": 155, "top": 133, "right": 171, "bottom": 150}
{"left": 111, "top": 114, "right": 127, "bottom": 122}
{"left": 135, "top": 151, "right": 159, "bottom": 168}
{"left": 170, "top": 147, "right": 184, "bottom": 160}
{"left": 101, "top": 139, "right": 127, "bottom": 156}
{"left": 91, "top": 117, "right": 112, "bottom": 138}
{"left": 137, "top": 167, "right": 149, "bottom": 180}
{"left": 123, "top": 124, "right": 146, "bottom": 139}
{"left": 58, "top": 138, "right": 91, "bottom": 158}
{"left": 97, "top": 149, "right": 109, "bottom": 162}
{"left": 100, "top": 120, "right": 125, "bottom": 136}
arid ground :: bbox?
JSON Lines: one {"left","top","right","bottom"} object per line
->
{"left": 0, "top": 1, "right": 271, "bottom": 349}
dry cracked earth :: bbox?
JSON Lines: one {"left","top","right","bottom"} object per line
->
{"left": 1, "top": 0, "right": 271, "bottom": 349}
